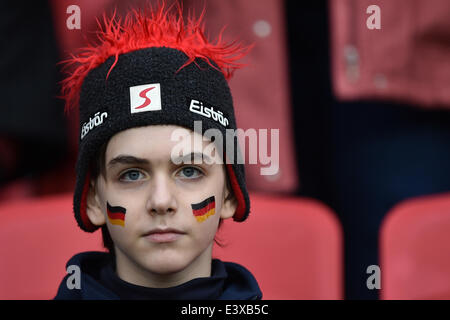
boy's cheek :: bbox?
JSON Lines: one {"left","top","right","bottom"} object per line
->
{"left": 190, "top": 195, "right": 217, "bottom": 223}
{"left": 190, "top": 198, "right": 223, "bottom": 239}
{"left": 105, "top": 201, "right": 127, "bottom": 227}
{"left": 106, "top": 215, "right": 140, "bottom": 250}
{"left": 104, "top": 198, "right": 142, "bottom": 234}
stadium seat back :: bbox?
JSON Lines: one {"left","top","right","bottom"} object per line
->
{"left": 0, "top": 194, "right": 103, "bottom": 299}
{"left": 380, "top": 193, "right": 450, "bottom": 299}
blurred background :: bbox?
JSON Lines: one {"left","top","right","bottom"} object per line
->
{"left": 1, "top": 0, "right": 450, "bottom": 300}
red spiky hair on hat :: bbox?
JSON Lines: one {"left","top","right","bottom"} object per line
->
{"left": 61, "top": 1, "right": 251, "bottom": 112}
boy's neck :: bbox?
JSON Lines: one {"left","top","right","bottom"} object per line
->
{"left": 114, "top": 244, "right": 213, "bottom": 288}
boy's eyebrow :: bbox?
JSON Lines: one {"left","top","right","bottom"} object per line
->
{"left": 107, "top": 155, "right": 150, "bottom": 168}
{"left": 107, "top": 152, "right": 213, "bottom": 168}
{"left": 172, "top": 152, "right": 213, "bottom": 164}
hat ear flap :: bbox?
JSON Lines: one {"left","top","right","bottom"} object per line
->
{"left": 225, "top": 163, "right": 248, "bottom": 221}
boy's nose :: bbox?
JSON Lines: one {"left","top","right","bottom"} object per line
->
{"left": 146, "top": 173, "right": 177, "bottom": 216}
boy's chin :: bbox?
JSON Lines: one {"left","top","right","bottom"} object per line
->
{"left": 137, "top": 253, "right": 196, "bottom": 276}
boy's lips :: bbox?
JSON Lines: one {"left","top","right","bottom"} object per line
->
{"left": 143, "top": 228, "right": 186, "bottom": 243}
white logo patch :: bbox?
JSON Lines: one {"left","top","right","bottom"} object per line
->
{"left": 189, "top": 99, "right": 229, "bottom": 127}
{"left": 129, "top": 83, "right": 161, "bottom": 113}
{"left": 81, "top": 111, "right": 108, "bottom": 140}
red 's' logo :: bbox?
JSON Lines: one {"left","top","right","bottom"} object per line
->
{"left": 135, "top": 86, "right": 155, "bottom": 109}
{"left": 130, "top": 83, "right": 161, "bottom": 113}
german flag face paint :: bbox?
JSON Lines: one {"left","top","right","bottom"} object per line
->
{"left": 107, "top": 202, "right": 126, "bottom": 227}
{"left": 191, "top": 196, "right": 216, "bottom": 223}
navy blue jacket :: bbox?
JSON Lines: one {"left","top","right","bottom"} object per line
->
{"left": 54, "top": 251, "right": 262, "bottom": 300}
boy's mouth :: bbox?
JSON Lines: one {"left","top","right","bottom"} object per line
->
{"left": 143, "top": 228, "right": 186, "bottom": 243}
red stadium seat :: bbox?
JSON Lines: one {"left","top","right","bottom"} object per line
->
{"left": 0, "top": 192, "right": 343, "bottom": 300}
{"left": 0, "top": 194, "right": 104, "bottom": 300}
{"left": 213, "top": 193, "right": 343, "bottom": 299}
{"left": 380, "top": 193, "right": 450, "bottom": 299}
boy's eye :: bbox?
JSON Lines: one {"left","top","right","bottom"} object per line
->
{"left": 178, "top": 167, "right": 203, "bottom": 179}
{"left": 120, "top": 170, "right": 145, "bottom": 181}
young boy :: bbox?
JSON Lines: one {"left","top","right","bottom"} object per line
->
{"left": 54, "top": 3, "right": 262, "bottom": 300}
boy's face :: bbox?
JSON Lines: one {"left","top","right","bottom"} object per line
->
{"left": 86, "top": 125, "right": 236, "bottom": 287}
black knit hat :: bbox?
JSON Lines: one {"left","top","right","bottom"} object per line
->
{"left": 61, "top": 5, "right": 251, "bottom": 232}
